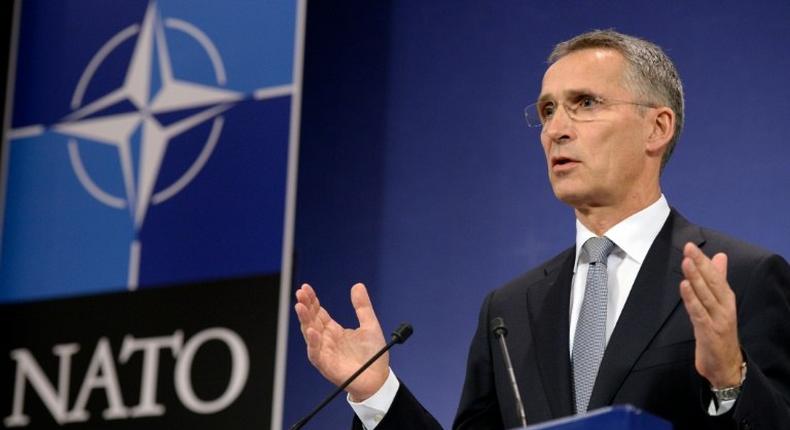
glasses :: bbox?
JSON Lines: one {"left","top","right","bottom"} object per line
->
{"left": 523, "top": 95, "right": 656, "bottom": 128}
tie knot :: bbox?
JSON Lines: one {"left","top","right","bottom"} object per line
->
{"left": 583, "top": 236, "right": 615, "bottom": 264}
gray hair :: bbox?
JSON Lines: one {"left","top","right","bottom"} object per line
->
{"left": 548, "top": 30, "right": 684, "bottom": 170}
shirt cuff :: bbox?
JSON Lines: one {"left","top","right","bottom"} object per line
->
{"left": 348, "top": 368, "right": 400, "bottom": 430}
{"left": 707, "top": 398, "right": 736, "bottom": 416}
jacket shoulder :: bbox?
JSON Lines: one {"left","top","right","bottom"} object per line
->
{"left": 491, "top": 246, "right": 574, "bottom": 299}
{"left": 698, "top": 226, "right": 778, "bottom": 262}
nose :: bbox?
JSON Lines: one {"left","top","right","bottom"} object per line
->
{"left": 542, "top": 104, "right": 575, "bottom": 143}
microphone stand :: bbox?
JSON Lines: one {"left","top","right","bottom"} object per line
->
{"left": 491, "top": 317, "right": 528, "bottom": 429}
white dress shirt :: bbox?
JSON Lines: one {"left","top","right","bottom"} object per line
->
{"left": 350, "top": 195, "right": 730, "bottom": 428}
{"left": 569, "top": 194, "right": 670, "bottom": 353}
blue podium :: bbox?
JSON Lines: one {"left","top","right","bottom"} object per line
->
{"left": 518, "top": 405, "right": 671, "bottom": 430}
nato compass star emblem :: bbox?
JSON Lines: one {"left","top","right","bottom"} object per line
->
{"left": 7, "top": 0, "right": 292, "bottom": 290}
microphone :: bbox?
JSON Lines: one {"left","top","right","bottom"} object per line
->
{"left": 491, "top": 317, "right": 528, "bottom": 429}
{"left": 289, "top": 323, "right": 414, "bottom": 430}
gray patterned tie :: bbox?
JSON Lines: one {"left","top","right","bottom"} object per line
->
{"left": 572, "top": 236, "right": 616, "bottom": 414}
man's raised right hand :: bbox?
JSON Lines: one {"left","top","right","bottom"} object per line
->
{"left": 294, "top": 283, "right": 390, "bottom": 402}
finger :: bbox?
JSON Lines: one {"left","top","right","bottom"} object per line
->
{"left": 295, "top": 284, "right": 330, "bottom": 333}
{"left": 305, "top": 327, "right": 323, "bottom": 364}
{"left": 350, "top": 283, "right": 380, "bottom": 329}
{"left": 303, "top": 284, "right": 322, "bottom": 315}
{"left": 680, "top": 279, "right": 711, "bottom": 325}
{"left": 295, "top": 302, "right": 318, "bottom": 338}
{"left": 294, "top": 289, "right": 311, "bottom": 313}
{"left": 300, "top": 285, "right": 329, "bottom": 331}
{"left": 318, "top": 306, "right": 344, "bottom": 334}
{"left": 693, "top": 249, "right": 735, "bottom": 306}
{"left": 295, "top": 284, "right": 317, "bottom": 313}
{"left": 712, "top": 252, "right": 728, "bottom": 279}
{"left": 300, "top": 285, "right": 340, "bottom": 331}
{"left": 295, "top": 287, "right": 320, "bottom": 324}
{"left": 295, "top": 304, "right": 314, "bottom": 342}
{"left": 294, "top": 301, "right": 309, "bottom": 324}
{"left": 317, "top": 305, "right": 331, "bottom": 324}
{"left": 682, "top": 256, "right": 721, "bottom": 313}
{"left": 685, "top": 244, "right": 732, "bottom": 305}
{"left": 705, "top": 252, "right": 734, "bottom": 305}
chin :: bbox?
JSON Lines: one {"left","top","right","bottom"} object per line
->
{"left": 552, "top": 184, "right": 609, "bottom": 210}
{"left": 551, "top": 187, "right": 586, "bottom": 208}
{"left": 557, "top": 196, "right": 587, "bottom": 209}
{"left": 550, "top": 177, "right": 584, "bottom": 204}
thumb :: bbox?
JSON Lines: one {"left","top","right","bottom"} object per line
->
{"left": 712, "top": 252, "right": 728, "bottom": 279}
{"left": 350, "top": 283, "right": 380, "bottom": 329}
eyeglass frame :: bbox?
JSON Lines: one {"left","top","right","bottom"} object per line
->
{"left": 523, "top": 94, "right": 658, "bottom": 128}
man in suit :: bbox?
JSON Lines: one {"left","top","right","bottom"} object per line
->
{"left": 294, "top": 30, "right": 790, "bottom": 429}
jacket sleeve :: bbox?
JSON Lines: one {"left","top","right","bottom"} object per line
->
{"left": 351, "top": 381, "right": 442, "bottom": 430}
{"left": 730, "top": 253, "right": 790, "bottom": 429}
{"left": 452, "top": 290, "right": 505, "bottom": 429}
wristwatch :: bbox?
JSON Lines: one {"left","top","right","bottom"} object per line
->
{"left": 711, "top": 361, "right": 747, "bottom": 403}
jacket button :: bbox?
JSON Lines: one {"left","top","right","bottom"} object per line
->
{"left": 740, "top": 419, "right": 751, "bottom": 430}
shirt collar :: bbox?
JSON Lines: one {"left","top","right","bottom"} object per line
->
{"left": 573, "top": 194, "right": 671, "bottom": 272}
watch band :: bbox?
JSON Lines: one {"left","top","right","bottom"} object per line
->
{"left": 711, "top": 361, "right": 747, "bottom": 403}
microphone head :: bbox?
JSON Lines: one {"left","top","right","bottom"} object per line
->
{"left": 391, "top": 323, "right": 413, "bottom": 344}
{"left": 490, "top": 317, "right": 508, "bottom": 338}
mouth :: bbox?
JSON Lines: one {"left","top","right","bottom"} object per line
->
{"left": 551, "top": 156, "right": 580, "bottom": 172}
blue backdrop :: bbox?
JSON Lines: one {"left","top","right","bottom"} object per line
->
{"left": 1, "top": 0, "right": 296, "bottom": 301}
{"left": 285, "top": 1, "right": 790, "bottom": 428}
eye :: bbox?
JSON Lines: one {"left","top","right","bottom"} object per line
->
{"left": 577, "top": 95, "right": 601, "bottom": 110}
{"left": 540, "top": 102, "right": 556, "bottom": 119}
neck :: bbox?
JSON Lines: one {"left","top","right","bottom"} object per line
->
{"left": 574, "top": 189, "right": 662, "bottom": 236}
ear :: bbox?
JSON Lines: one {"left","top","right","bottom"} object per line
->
{"left": 645, "top": 107, "right": 675, "bottom": 157}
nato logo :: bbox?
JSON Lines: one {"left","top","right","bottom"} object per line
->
{"left": 1, "top": 0, "right": 299, "bottom": 302}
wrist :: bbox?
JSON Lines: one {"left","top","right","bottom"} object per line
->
{"left": 348, "top": 385, "right": 377, "bottom": 403}
{"left": 711, "top": 361, "right": 747, "bottom": 404}
{"left": 348, "top": 368, "right": 390, "bottom": 402}
{"left": 708, "top": 349, "right": 744, "bottom": 388}
{"left": 712, "top": 367, "right": 741, "bottom": 388}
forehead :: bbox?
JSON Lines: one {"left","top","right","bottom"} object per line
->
{"left": 539, "top": 48, "right": 629, "bottom": 101}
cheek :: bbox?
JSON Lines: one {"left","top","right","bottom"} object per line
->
{"left": 539, "top": 133, "right": 550, "bottom": 150}
{"left": 540, "top": 136, "right": 551, "bottom": 163}
{"left": 604, "top": 133, "right": 645, "bottom": 177}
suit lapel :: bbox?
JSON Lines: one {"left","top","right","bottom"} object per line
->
{"left": 527, "top": 248, "right": 576, "bottom": 419}
{"left": 587, "top": 209, "right": 704, "bottom": 409}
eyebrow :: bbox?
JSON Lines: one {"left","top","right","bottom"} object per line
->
{"left": 536, "top": 88, "right": 599, "bottom": 104}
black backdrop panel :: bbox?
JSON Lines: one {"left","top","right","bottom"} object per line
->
{"left": 1, "top": 276, "right": 279, "bottom": 429}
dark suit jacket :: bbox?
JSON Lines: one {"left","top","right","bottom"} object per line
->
{"left": 355, "top": 210, "right": 790, "bottom": 430}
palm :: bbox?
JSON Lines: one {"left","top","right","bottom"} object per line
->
{"left": 314, "top": 325, "right": 387, "bottom": 387}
